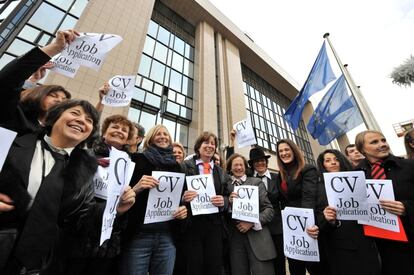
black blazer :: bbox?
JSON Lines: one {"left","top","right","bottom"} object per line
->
{"left": 266, "top": 172, "right": 283, "bottom": 235}
{"left": 277, "top": 164, "right": 319, "bottom": 210}
{"left": 0, "top": 47, "right": 51, "bottom": 135}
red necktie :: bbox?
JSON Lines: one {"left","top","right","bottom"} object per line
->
{"left": 371, "top": 161, "right": 386, "bottom": 179}
{"left": 203, "top": 162, "right": 211, "bottom": 174}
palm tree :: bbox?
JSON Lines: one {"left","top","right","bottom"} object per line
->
{"left": 391, "top": 55, "right": 414, "bottom": 87}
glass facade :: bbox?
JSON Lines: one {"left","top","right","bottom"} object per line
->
{"left": 129, "top": 4, "right": 195, "bottom": 149}
{"left": 0, "top": 0, "right": 88, "bottom": 69}
{"left": 242, "top": 65, "right": 315, "bottom": 164}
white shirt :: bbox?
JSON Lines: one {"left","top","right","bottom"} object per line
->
{"left": 27, "top": 136, "right": 74, "bottom": 207}
{"left": 254, "top": 169, "right": 271, "bottom": 190}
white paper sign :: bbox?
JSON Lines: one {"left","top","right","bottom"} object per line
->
{"left": 100, "top": 148, "right": 131, "bottom": 245}
{"left": 282, "top": 207, "right": 320, "bottom": 262}
{"left": 358, "top": 179, "right": 399, "bottom": 232}
{"left": 233, "top": 119, "right": 257, "bottom": 149}
{"left": 186, "top": 174, "right": 218, "bottom": 215}
{"left": 0, "top": 127, "right": 17, "bottom": 172}
{"left": 144, "top": 171, "right": 185, "bottom": 224}
{"left": 50, "top": 54, "right": 80, "bottom": 78}
{"left": 102, "top": 75, "right": 136, "bottom": 106}
{"left": 94, "top": 158, "right": 135, "bottom": 200}
{"left": 59, "top": 33, "right": 122, "bottom": 71}
{"left": 323, "top": 171, "right": 369, "bottom": 221}
{"left": 232, "top": 185, "right": 260, "bottom": 223}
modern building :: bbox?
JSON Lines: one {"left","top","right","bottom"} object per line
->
{"left": 0, "top": 0, "right": 325, "bottom": 170}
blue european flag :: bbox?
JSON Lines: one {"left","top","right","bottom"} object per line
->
{"left": 307, "top": 74, "right": 363, "bottom": 145}
{"left": 283, "top": 41, "right": 336, "bottom": 130}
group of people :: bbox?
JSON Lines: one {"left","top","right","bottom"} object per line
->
{"left": 0, "top": 28, "right": 414, "bottom": 275}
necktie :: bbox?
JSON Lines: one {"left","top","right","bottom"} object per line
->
{"left": 371, "top": 161, "right": 386, "bottom": 179}
{"left": 15, "top": 143, "right": 67, "bottom": 271}
{"left": 202, "top": 162, "right": 211, "bottom": 174}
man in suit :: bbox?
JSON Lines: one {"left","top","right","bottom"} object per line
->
{"left": 248, "top": 147, "right": 286, "bottom": 275}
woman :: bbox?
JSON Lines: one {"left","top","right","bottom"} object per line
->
{"left": 404, "top": 128, "right": 414, "bottom": 159}
{"left": 0, "top": 99, "right": 135, "bottom": 273}
{"left": 0, "top": 29, "right": 76, "bottom": 135}
{"left": 226, "top": 153, "right": 275, "bottom": 275}
{"left": 172, "top": 142, "right": 186, "bottom": 163}
{"left": 355, "top": 130, "right": 414, "bottom": 275}
{"left": 59, "top": 114, "right": 134, "bottom": 275}
{"left": 120, "top": 125, "right": 187, "bottom": 275}
{"left": 182, "top": 131, "right": 229, "bottom": 275}
{"left": 317, "top": 149, "right": 380, "bottom": 275}
{"left": 275, "top": 139, "right": 322, "bottom": 275}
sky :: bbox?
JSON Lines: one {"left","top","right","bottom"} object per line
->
{"left": 209, "top": 0, "right": 414, "bottom": 156}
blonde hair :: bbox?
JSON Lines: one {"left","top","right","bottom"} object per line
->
{"left": 143, "top": 125, "right": 172, "bottom": 150}
{"left": 355, "top": 130, "right": 384, "bottom": 156}
{"left": 172, "top": 142, "right": 186, "bottom": 158}
{"left": 276, "top": 139, "right": 305, "bottom": 181}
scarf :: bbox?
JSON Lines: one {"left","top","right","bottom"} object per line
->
{"left": 143, "top": 144, "right": 177, "bottom": 168}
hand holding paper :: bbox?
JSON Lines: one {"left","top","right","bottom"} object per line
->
{"left": 0, "top": 193, "right": 14, "bottom": 213}
{"left": 173, "top": 205, "right": 187, "bottom": 220}
{"left": 182, "top": 190, "right": 198, "bottom": 202}
{"left": 116, "top": 186, "right": 136, "bottom": 215}
{"left": 379, "top": 200, "right": 406, "bottom": 216}
{"left": 42, "top": 29, "right": 80, "bottom": 57}
{"left": 133, "top": 175, "right": 159, "bottom": 193}
{"left": 323, "top": 206, "right": 337, "bottom": 225}
{"left": 306, "top": 225, "right": 319, "bottom": 239}
{"left": 237, "top": 221, "right": 254, "bottom": 233}
{"left": 211, "top": 195, "right": 224, "bottom": 207}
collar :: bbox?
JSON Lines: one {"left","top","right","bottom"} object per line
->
{"left": 196, "top": 159, "right": 214, "bottom": 170}
{"left": 254, "top": 169, "right": 271, "bottom": 179}
{"left": 231, "top": 174, "right": 247, "bottom": 184}
{"left": 44, "top": 135, "right": 74, "bottom": 156}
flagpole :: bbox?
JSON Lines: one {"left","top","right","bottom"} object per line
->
{"left": 323, "top": 33, "right": 381, "bottom": 131}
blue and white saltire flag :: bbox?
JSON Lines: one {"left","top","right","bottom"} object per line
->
{"left": 307, "top": 74, "right": 363, "bottom": 145}
{"left": 283, "top": 41, "right": 336, "bottom": 130}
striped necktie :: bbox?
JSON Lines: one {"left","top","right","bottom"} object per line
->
{"left": 371, "top": 161, "right": 386, "bottom": 179}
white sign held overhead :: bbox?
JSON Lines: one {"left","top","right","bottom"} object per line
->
{"left": 233, "top": 119, "right": 257, "bottom": 149}
{"left": 282, "top": 207, "right": 320, "bottom": 262}
{"left": 50, "top": 54, "right": 80, "bottom": 78}
{"left": 102, "top": 75, "right": 136, "bottom": 107}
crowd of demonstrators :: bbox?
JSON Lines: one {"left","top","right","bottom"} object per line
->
{"left": 2, "top": 29, "right": 414, "bottom": 275}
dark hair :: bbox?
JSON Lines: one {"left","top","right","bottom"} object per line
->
{"left": 44, "top": 99, "right": 99, "bottom": 148}
{"left": 20, "top": 85, "right": 71, "bottom": 119}
{"left": 276, "top": 139, "right": 305, "bottom": 181}
{"left": 317, "top": 149, "right": 353, "bottom": 173}
{"left": 101, "top": 114, "right": 134, "bottom": 140}
{"left": 226, "top": 153, "right": 249, "bottom": 175}
{"left": 404, "top": 129, "right": 414, "bottom": 159}
{"left": 344, "top": 144, "right": 356, "bottom": 156}
{"left": 133, "top": 122, "right": 145, "bottom": 138}
{"left": 194, "top": 132, "right": 218, "bottom": 159}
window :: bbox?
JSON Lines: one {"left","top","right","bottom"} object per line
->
{"left": 242, "top": 65, "right": 315, "bottom": 165}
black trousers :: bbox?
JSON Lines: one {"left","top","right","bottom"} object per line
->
{"left": 376, "top": 239, "right": 414, "bottom": 275}
{"left": 184, "top": 217, "right": 223, "bottom": 275}
{"left": 272, "top": 234, "right": 286, "bottom": 275}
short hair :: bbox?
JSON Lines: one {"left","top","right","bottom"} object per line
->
{"left": 44, "top": 99, "right": 99, "bottom": 148}
{"left": 20, "top": 85, "right": 71, "bottom": 119}
{"left": 404, "top": 129, "right": 414, "bottom": 159}
{"left": 344, "top": 144, "right": 356, "bottom": 156}
{"left": 355, "top": 130, "right": 384, "bottom": 156}
{"left": 317, "top": 149, "right": 353, "bottom": 173}
{"left": 143, "top": 124, "right": 172, "bottom": 150}
{"left": 172, "top": 142, "right": 186, "bottom": 158}
{"left": 133, "top": 122, "right": 145, "bottom": 138}
{"left": 194, "top": 132, "right": 218, "bottom": 159}
{"left": 101, "top": 115, "right": 134, "bottom": 140}
{"left": 276, "top": 139, "right": 305, "bottom": 181}
{"left": 226, "top": 153, "right": 249, "bottom": 175}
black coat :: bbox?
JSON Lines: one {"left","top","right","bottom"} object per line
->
{"left": 266, "top": 172, "right": 283, "bottom": 235}
{"left": 316, "top": 176, "right": 380, "bottom": 275}
{"left": 358, "top": 155, "right": 414, "bottom": 241}
{"left": 0, "top": 132, "right": 99, "bottom": 272}
{"left": 277, "top": 164, "right": 319, "bottom": 210}
{"left": 125, "top": 152, "right": 183, "bottom": 241}
{"left": 0, "top": 47, "right": 51, "bottom": 135}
